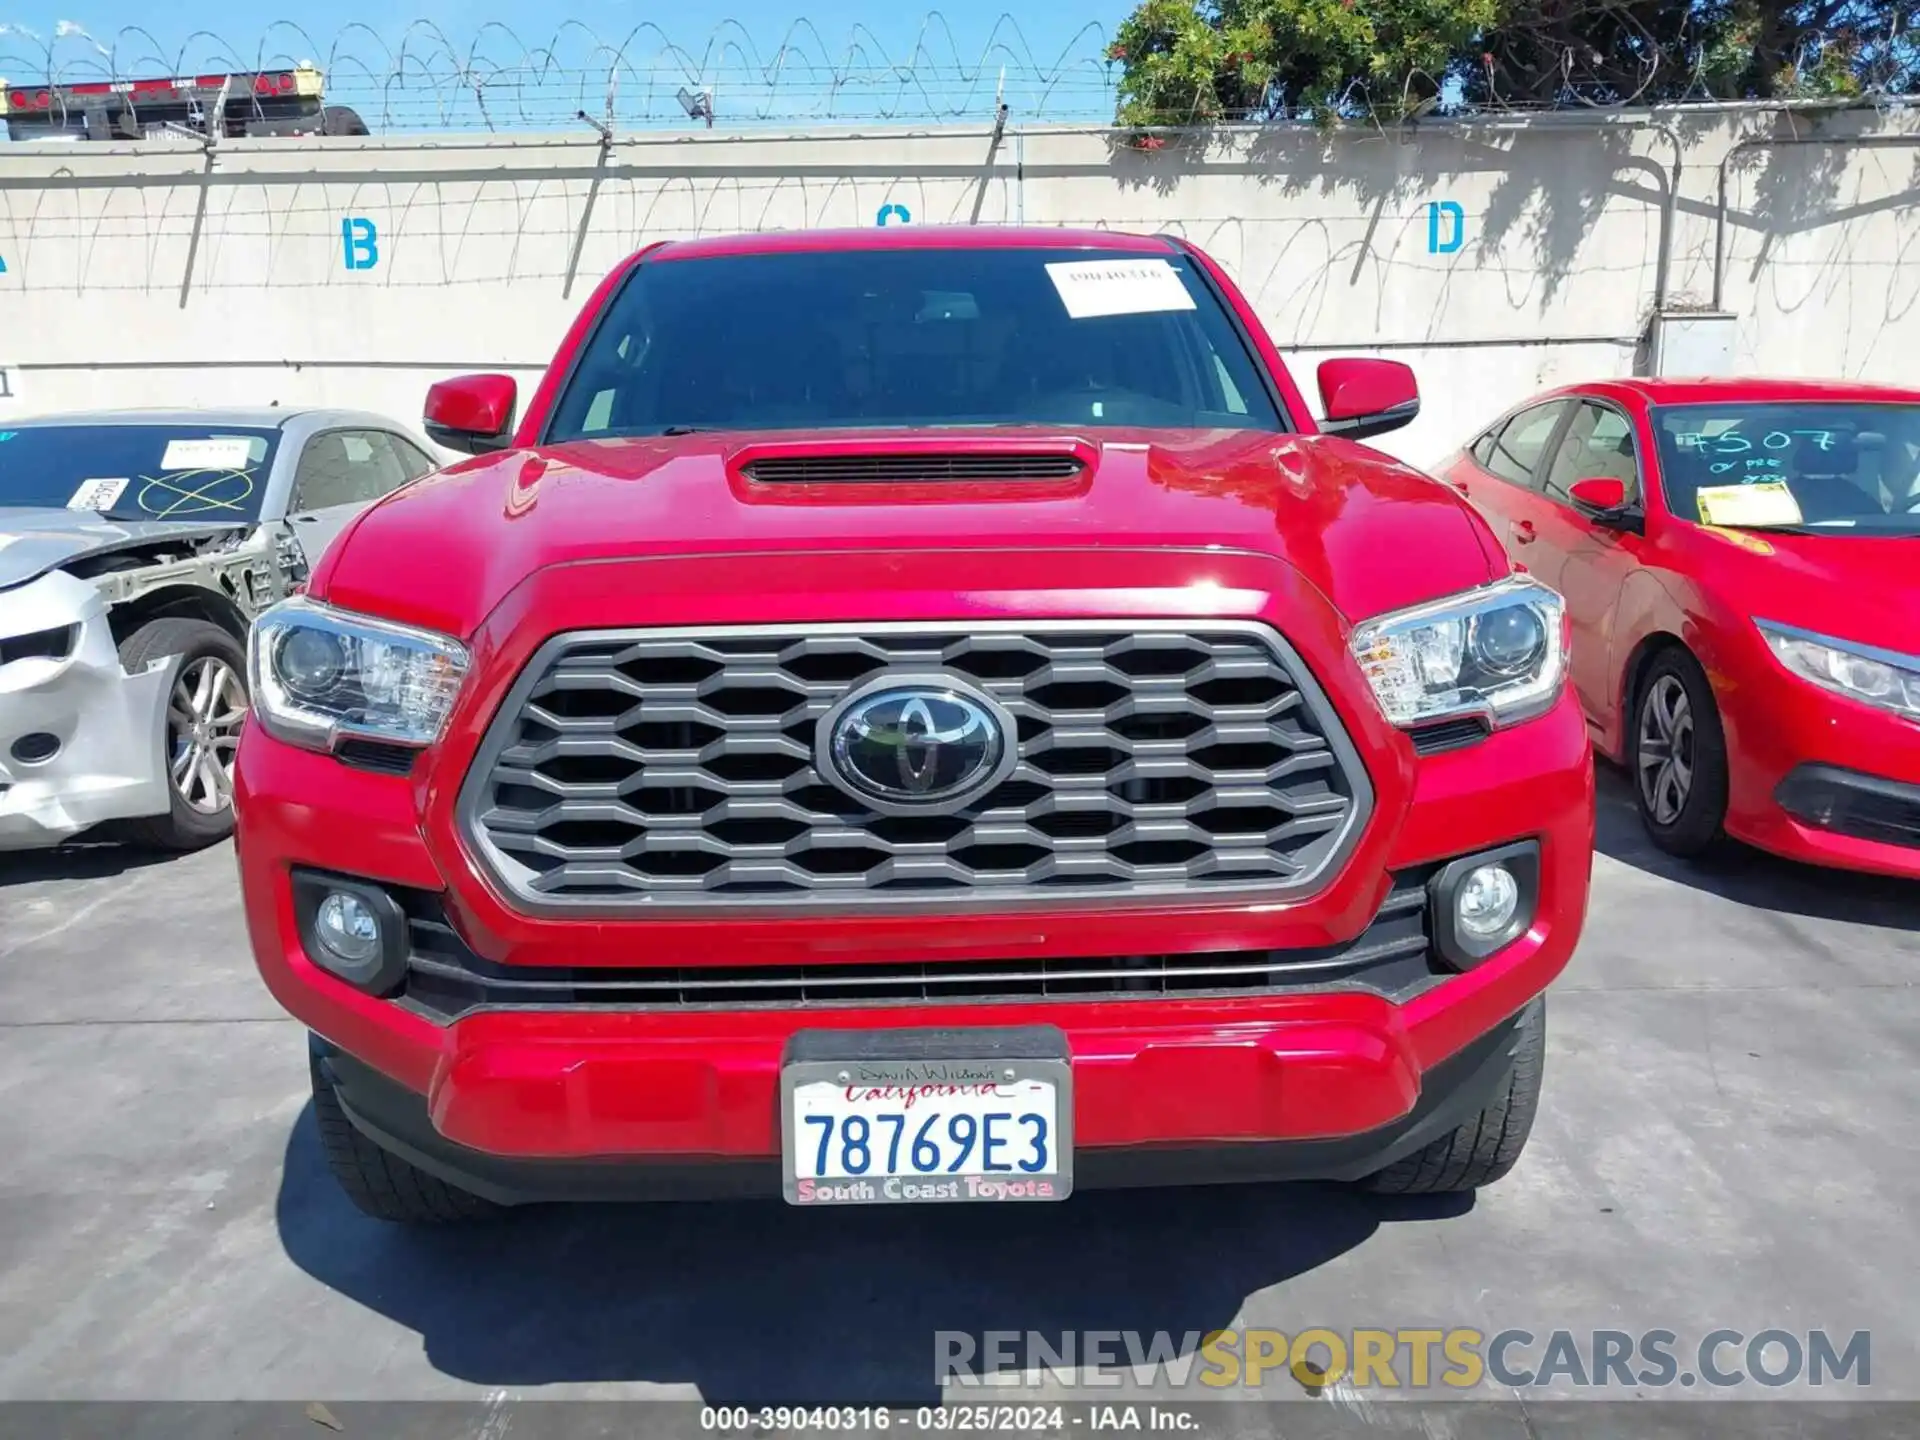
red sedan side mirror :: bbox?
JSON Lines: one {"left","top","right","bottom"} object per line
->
{"left": 1568, "top": 476, "right": 1627, "bottom": 512}
{"left": 1316, "top": 358, "right": 1420, "bottom": 441}
{"left": 425, "top": 374, "right": 518, "bottom": 456}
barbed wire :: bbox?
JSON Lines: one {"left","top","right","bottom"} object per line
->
{"left": 1, "top": 13, "right": 1913, "bottom": 137}
{"left": 0, "top": 14, "right": 1124, "bottom": 130}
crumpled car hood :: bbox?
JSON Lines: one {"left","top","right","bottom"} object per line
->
{"left": 0, "top": 507, "right": 250, "bottom": 592}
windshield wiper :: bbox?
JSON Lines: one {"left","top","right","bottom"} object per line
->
{"left": 1706, "top": 521, "right": 1822, "bottom": 536}
{"left": 658, "top": 425, "right": 710, "bottom": 436}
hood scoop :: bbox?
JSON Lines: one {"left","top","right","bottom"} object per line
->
{"left": 740, "top": 450, "right": 1087, "bottom": 485}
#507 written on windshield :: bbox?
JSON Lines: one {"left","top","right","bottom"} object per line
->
{"left": 1674, "top": 427, "right": 1840, "bottom": 476}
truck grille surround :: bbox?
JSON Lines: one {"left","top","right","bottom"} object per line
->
{"left": 458, "top": 621, "right": 1374, "bottom": 911}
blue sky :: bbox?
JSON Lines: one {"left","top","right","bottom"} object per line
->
{"left": 0, "top": 3, "right": 1124, "bottom": 128}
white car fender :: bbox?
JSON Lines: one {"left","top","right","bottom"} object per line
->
{"left": 0, "top": 569, "right": 177, "bottom": 850}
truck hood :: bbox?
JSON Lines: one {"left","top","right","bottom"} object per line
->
{"left": 0, "top": 507, "right": 250, "bottom": 592}
{"left": 1686, "top": 523, "right": 1920, "bottom": 654}
{"left": 315, "top": 428, "right": 1505, "bottom": 638}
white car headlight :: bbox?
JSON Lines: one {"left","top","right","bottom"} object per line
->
{"left": 1756, "top": 620, "right": 1920, "bottom": 721}
{"left": 1349, "top": 576, "right": 1569, "bottom": 730}
{"left": 248, "top": 596, "right": 470, "bottom": 751}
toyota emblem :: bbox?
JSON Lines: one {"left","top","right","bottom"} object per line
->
{"left": 818, "top": 678, "right": 1016, "bottom": 813}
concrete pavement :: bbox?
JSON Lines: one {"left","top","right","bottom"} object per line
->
{"left": 2, "top": 768, "right": 1915, "bottom": 1421}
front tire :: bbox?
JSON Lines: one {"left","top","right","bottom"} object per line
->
{"left": 1629, "top": 647, "right": 1730, "bottom": 858}
{"left": 115, "top": 618, "right": 249, "bottom": 851}
{"left": 310, "top": 1045, "right": 500, "bottom": 1224}
{"left": 1360, "top": 998, "right": 1545, "bottom": 1195}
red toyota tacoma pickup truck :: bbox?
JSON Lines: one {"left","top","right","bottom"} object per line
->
{"left": 235, "top": 226, "right": 1594, "bottom": 1222}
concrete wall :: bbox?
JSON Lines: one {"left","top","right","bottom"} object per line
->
{"left": 2, "top": 105, "right": 1917, "bottom": 466}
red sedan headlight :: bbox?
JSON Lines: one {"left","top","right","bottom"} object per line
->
{"left": 1756, "top": 619, "right": 1920, "bottom": 722}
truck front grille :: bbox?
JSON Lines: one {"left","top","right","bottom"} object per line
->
{"left": 458, "top": 621, "right": 1372, "bottom": 912}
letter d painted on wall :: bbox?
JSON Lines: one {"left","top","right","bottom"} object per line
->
{"left": 1427, "top": 200, "right": 1465, "bottom": 255}
{"left": 341, "top": 217, "right": 379, "bottom": 271}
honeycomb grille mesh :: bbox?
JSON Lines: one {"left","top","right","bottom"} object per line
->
{"left": 462, "top": 625, "right": 1366, "bottom": 907}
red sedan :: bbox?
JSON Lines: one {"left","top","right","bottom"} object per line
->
{"left": 1438, "top": 377, "right": 1920, "bottom": 878}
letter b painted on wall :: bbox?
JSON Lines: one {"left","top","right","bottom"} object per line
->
{"left": 1427, "top": 201, "right": 1464, "bottom": 255}
{"left": 341, "top": 217, "right": 379, "bottom": 271}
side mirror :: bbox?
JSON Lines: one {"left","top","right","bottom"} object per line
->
{"left": 425, "top": 374, "right": 518, "bottom": 455}
{"left": 1316, "top": 358, "right": 1420, "bottom": 441}
{"left": 1568, "top": 476, "right": 1643, "bottom": 533}
{"left": 1568, "top": 476, "right": 1627, "bottom": 512}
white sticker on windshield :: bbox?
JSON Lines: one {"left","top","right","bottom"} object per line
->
{"left": 1696, "top": 481, "right": 1803, "bottom": 528}
{"left": 68, "top": 477, "right": 130, "bottom": 511}
{"left": 160, "top": 437, "right": 254, "bottom": 471}
{"left": 1045, "top": 259, "right": 1197, "bottom": 320}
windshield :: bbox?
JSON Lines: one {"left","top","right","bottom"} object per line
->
{"left": 0, "top": 424, "right": 280, "bottom": 524}
{"left": 1650, "top": 402, "right": 1920, "bottom": 535}
{"left": 544, "top": 246, "right": 1287, "bottom": 441}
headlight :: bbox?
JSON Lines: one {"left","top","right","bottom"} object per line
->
{"left": 1756, "top": 620, "right": 1920, "bottom": 721}
{"left": 248, "top": 596, "right": 470, "bottom": 751}
{"left": 1349, "top": 576, "right": 1568, "bottom": 729}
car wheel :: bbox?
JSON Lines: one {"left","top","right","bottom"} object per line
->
{"left": 1360, "top": 998, "right": 1545, "bottom": 1195}
{"left": 115, "top": 618, "right": 250, "bottom": 852}
{"left": 1629, "top": 647, "right": 1730, "bottom": 858}
{"left": 310, "top": 1044, "right": 500, "bottom": 1224}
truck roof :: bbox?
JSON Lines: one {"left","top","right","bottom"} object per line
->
{"left": 649, "top": 226, "right": 1181, "bottom": 262}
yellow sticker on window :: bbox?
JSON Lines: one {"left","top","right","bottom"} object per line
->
{"left": 1696, "top": 481, "right": 1803, "bottom": 528}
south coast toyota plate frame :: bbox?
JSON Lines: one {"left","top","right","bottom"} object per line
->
{"left": 780, "top": 1025, "right": 1074, "bottom": 1205}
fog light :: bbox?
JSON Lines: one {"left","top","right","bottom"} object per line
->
{"left": 292, "top": 871, "right": 408, "bottom": 995}
{"left": 1428, "top": 842, "right": 1540, "bottom": 971}
{"left": 315, "top": 891, "right": 381, "bottom": 968}
{"left": 1456, "top": 864, "right": 1520, "bottom": 940}
{"left": 10, "top": 732, "right": 60, "bottom": 765}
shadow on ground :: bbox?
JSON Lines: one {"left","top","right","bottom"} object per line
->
{"left": 274, "top": 1107, "right": 1469, "bottom": 1404}
{"left": 0, "top": 841, "right": 184, "bottom": 889}
{"left": 1593, "top": 763, "right": 1920, "bottom": 931}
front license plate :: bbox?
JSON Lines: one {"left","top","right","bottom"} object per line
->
{"left": 781, "top": 1027, "right": 1073, "bottom": 1206}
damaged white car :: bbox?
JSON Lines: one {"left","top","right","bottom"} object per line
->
{"left": 0, "top": 409, "right": 441, "bottom": 851}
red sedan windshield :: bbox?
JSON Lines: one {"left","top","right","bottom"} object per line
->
{"left": 1650, "top": 402, "right": 1920, "bottom": 535}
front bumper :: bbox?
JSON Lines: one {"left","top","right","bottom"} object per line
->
{"left": 1769, "top": 764, "right": 1920, "bottom": 870}
{"left": 313, "top": 1000, "right": 1541, "bottom": 1204}
{"left": 0, "top": 571, "right": 172, "bottom": 850}
{"left": 1715, "top": 647, "right": 1920, "bottom": 879}
{"left": 238, "top": 686, "right": 1594, "bottom": 1189}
